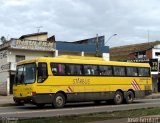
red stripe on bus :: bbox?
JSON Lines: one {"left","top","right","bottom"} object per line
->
{"left": 133, "top": 79, "right": 141, "bottom": 90}
{"left": 131, "top": 81, "right": 139, "bottom": 90}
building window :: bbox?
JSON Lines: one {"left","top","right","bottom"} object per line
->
{"left": 16, "top": 55, "right": 25, "bottom": 62}
{"left": 155, "top": 52, "right": 160, "bottom": 56}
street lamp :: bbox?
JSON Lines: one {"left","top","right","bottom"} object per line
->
{"left": 104, "top": 34, "right": 117, "bottom": 46}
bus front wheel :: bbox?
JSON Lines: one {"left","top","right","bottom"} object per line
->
{"left": 114, "top": 91, "right": 123, "bottom": 105}
{"left": 125, "top": 91, "right": 134, "bottom": 104}
{"left": 53, "top": 93, "right": 66, "bottom": 108}
{"left": 13, "top": 99, "right": 24, "bottom": 105}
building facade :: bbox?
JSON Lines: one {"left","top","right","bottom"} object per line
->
{"left": 56, "top": 36, "right": 109, "bottom": 60}
{"left": 110, "top": 41, "right": 160, "bottom": 92}
{"left": 0, "top": 34, "right": 55, "bottom": 95}
{"left": 0, "top": 33, "right": 109, "bottom": 95}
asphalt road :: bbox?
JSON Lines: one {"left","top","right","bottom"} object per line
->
{"left": 0, "top": 98, "right": 160, "bottom": 119}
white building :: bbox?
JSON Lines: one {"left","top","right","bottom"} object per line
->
{"left": 0, "top": 33, "right": 55, "bottom": 95}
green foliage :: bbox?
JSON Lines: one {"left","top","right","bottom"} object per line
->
{"left": 0, "top": 36, "right": 7, "bottom": 44}
{"left": 18, "top": 108, "right": 160, "bottom": 123}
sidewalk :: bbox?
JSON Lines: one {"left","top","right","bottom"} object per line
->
{"left": 0, "top": 95, "right": 14, "bottom": 105}
{"left": 145, "top": 93, "right": 160, "bottom": 99}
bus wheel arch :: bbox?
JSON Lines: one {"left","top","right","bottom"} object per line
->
{"left": 52, "top": 91, "right": 67, "bottom": 108}
{"left": 125, "top": 89, "right": 135, "bottom": 104}
{"left": 114, "top": 89, "right": 124, "bottom": 105}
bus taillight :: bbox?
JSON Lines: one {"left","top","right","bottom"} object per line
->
{"left": 32, "top": 92, "right": 36, "bottom": 96}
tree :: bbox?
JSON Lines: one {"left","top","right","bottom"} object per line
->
{"left": 0, "top": 36, "right": 7, "bottom": 44}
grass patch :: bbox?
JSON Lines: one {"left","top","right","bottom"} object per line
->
{"left": 17, "top": 107, "right": 160, "bottom": 123}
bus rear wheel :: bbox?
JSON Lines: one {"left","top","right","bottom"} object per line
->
{"left": 125, "top": 91, "right": 134, "bottom": 104}
{"left": 114, "top": 91, "right": 123, "bottom": 105}
{"left": 53, "top": 93, "right": 66, "bottom": 108}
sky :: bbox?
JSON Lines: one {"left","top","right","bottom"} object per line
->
{"left": 1, "top": 0, "right": 160, "bottom": 47}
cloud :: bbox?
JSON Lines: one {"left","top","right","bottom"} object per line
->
{"left": 1, "top": 0, "right": 160, "bottom": 47}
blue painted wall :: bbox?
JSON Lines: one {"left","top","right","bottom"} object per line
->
{"left": 56, "top": 36, "right": 109, "bottom": 53}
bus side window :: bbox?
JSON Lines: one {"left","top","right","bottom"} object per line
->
{"left": 67, "top": 64, "right": 82, "bottom": 75}
{"left": 99, "top": 65, "right": 113, "bottom": 76}
{"left": 126, "top": 67, "right": 138, "bottom": 76}
{"left": 51, "top": 63, "right": 66, "bottom": 75}
{"left": 138, "top": 68, "right": 150, "bottom": 77}
{"left": 113, "top": 66, "right": 125, "bottom": 76}
{"left": 38, "top": 63, "right": 48, "bottom": 83}
{"left": 84, "top": 65, "right": 98, "bottom": 75}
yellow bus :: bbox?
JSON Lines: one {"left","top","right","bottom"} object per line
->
{"left": 13, "top": 56, "right": 152, "bottom": 108}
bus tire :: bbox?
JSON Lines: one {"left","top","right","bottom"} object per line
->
{"left": 125, "top": 91, "right": 134, "bottom": 104}
{"left": 114, "top": 91, "right": 123, "bottom": 105}
{"left": 53, "top": 93, "right": 66, "bottom": 108}
{"left": 13, "top": 99, "right": 24, "bottom": 105}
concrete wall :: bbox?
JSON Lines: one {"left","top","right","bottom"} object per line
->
{"left": 146, "top": 49, "right": 152, "bottom": 59}
{"left": 152, "top": 77, "right": 158, "bottom": 92}
{"left": 8, "top": 49, "right": 54, "bottom": 62}
{"left": 0, "top": 72, "right": 9, "bottom": 95}
{"left": 0, "top": 50, "right": 9, "bottom": 95}
{"left": 0, "top": 49, "right": 54, "bottom": 95}
{"left": 22, "top": 34, "right": 48, "bottom": 41}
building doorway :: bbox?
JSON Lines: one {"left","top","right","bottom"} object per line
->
{"left": 10, "top": 73, "right": 15, "bottom": 94}
{"left": 158, "top": 78, "right": 160, "bottom": 92}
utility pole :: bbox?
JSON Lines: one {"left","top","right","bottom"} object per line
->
{"left": 147, "top": 30, "right": 150, "bottom": 43}
{"left": 95, "top": 34, "right": 99, "bottom": 57}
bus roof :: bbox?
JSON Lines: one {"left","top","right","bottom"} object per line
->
{"left": 17, "top": 55, "right": 150, "bottom": 67}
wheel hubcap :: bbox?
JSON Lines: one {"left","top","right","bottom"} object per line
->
{"left": 56, "top": 96, "right": 63, "bottom": 106}
{"left": 128, "top": 93, "right": 132, "bottom": 101}
{"left": 116, "top": 94, "right": 122, "bottom": 103}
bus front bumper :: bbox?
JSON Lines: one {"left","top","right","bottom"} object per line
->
{"left": 13, "top": 94, "right": 55, "bottom": 105}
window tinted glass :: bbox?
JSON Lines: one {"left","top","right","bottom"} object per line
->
{"left": 51, "top": 63, "right": 66, "bottom": 75}
{"left": 38, "top": 63, "right": 48, "bottom": 83}
{"left": 113, "top": 66, "right": 125, "bottom": 76}
{"left": 99, "top": 66, "right": 112, "bottom": 76}
{"left": 84, "top": 65, "right": 98, "bottom": 75}
{"left": 126, "top": 67, "right": 138, "bottom": 76}
{"left": 138, "top": 68, "right": 150, "bottom": 77}
{"left": 15, "top": 63, "right": 36, "bottom": 84}
{"left": 67, "top": 64, "right": 82, "bottom": 75}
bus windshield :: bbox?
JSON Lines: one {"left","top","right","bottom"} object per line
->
{"left": 15, "top": 63, "right": 36, "bottom": 84}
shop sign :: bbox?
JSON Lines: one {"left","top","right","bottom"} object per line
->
{"left": 149, "top": 59, "right": 158, "bottom": 72}
{"left": 13, "top": 39, "right": 54, "bottom": 51}
{"left": 128, "top": 58, "right": 159, "bottom": 72}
